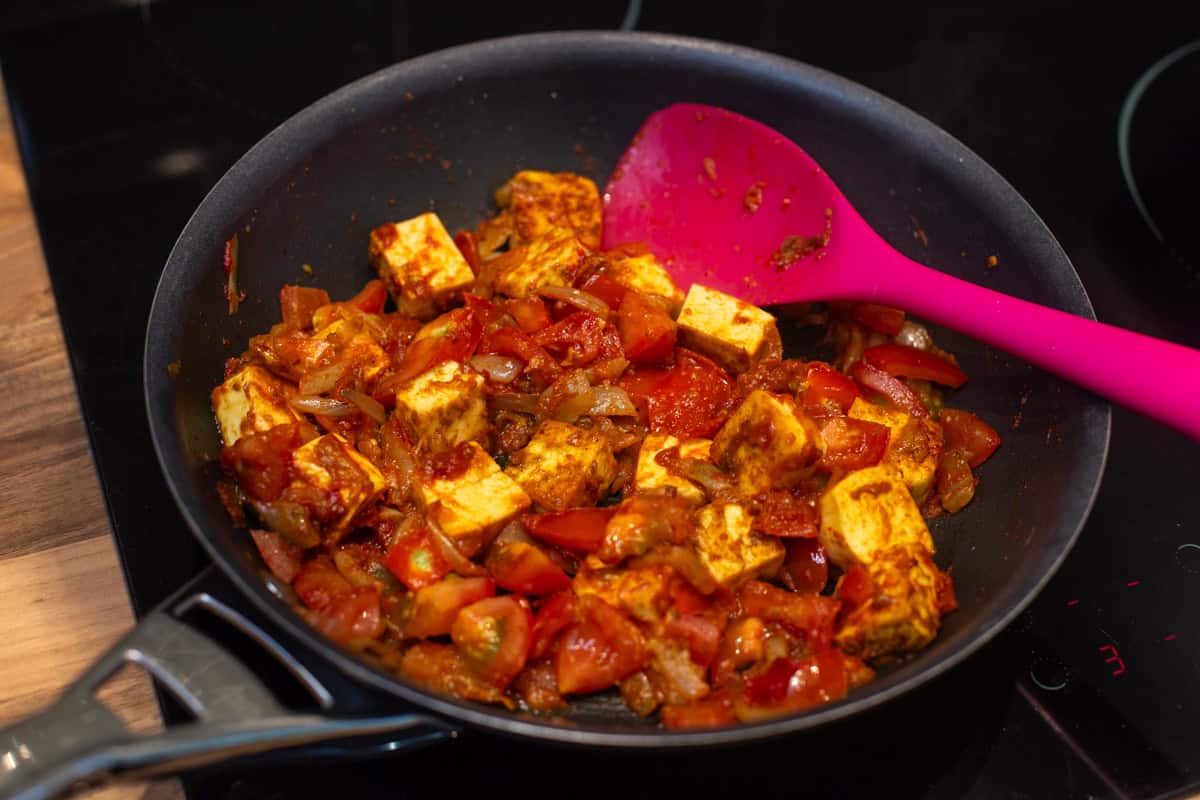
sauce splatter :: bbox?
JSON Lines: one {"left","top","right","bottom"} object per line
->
{"left": 744, "top": 181, "right": 765, "bottom": 213}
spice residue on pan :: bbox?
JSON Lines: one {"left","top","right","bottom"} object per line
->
{"left": 744, "top": 181, "right": 765, "bottom": 213}
{"left": 987, "top": 254, "right": 999, "bottom": 268}
{"left": 911, "top": 216, "right": 929, "bottom": 247}
{"left": 222, "top": 233, "right": 244, "bottom": 315}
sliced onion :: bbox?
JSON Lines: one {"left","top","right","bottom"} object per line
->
{"left": 291, "top": 395, "right": 358, "bottom": 416}
{"left": 894, "top": 320, "right": 934, "bottom": 351}
{"left": 537, "top": 285, "right": 611, "bottom": 318}
{"left": 427, "top": 520, "right": 487, "bottom": 577}
{"left": 299, "top": 363, "right": 347, "bottom": 395}
{"left": 553, "top": 389, "right": 597, "bottom": 423}
{"left": 491, "top": 392, "right": 540, "bottom": 414}
{"left": 588, "top": 386, "right": 638, "bottom": 417}
{"left": 342, "top": 389, "right": 387, "bottom": 424}
{"left": 470, "top": 354, "right": 523, "bottom": 384}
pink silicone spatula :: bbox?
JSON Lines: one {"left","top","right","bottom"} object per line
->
{"left": 602, "top": 102, "right": 1200, "bottom": 441}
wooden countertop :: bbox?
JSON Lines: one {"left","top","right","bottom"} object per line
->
{"left": 0, "top": 83, "right": 181, "bottom": 799}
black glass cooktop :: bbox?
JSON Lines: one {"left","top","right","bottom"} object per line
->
{"left": 3, "top": 2, "right": 1200, "bottom": 798}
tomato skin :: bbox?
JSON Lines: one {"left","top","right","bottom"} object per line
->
{"left": 384, "top": 523, "right": 452, "bottom": 590}
{"left": 451, "top": 595, "right": 533, "bottom": 688}
{"left": 852, "top": 302, "right": 905, "bottom": 336}
{"left": 802, "top": 362, "right": 862, "bottom": 417}
{"left": 505, "top": 297, "right": 552, "bottom": 333}
{"left": 390, "top": 307, "right": 482, "bottom": 386}
{"left": 664, "top": 613, "right": 723, "bottom": 668}
{"left": 405, "top": 576, "right": 496, "bottom": 638}
{"left": 348, "top": 279, "right": 389, "bottom": 314}
{"left": 485, "top": 540, "right": 572, "bottom": 595}
{"left": 524, "top": 507, "right": 616, "bottom": 554}
{"left": 837, "top": 564, "right": 875, "bottom": 610}
{"left": 454, "top": 230, "right": 481, "bottom": 275}
{"left": 616, "top": 291, "right": 677, "bottom": 366}
{"left": 577, "top": 272, "right": 629, "bottom": 310}
{"left": 737, "top": 580, "right": 841, "bottom": 649}
{"left": 530, "top": 591, "right": 578, "bottom": 660}
{"left": 661, "top": 689, "right": 737, "bottom": 730}
{"left": 850, "top": 361, "right": 930, "bottom": 418}
{"left": 637, "top": 349, "right": 735, "bottom": 439}
{"left": 293, "top": 557, "right": 383, "bottom": 644}
{"left": 555, "top": 597, "right": 648, "bottom": 695}
{"left": 478, "top": 326, "right": 561, "bottom": 385}
{"left": 781, "top": 538, "right": 829, "bottom": 595}
{"left": 863, "top": 343, "right": 967, "bottom": 389}
{"left": 752, "top": 490, "right": 820, "bottom": 539}
{"left": 939, "top": 408, "right": 1000, "bottom": 467}
{"left": 531, "top": 311, "right": 610, "bottom": 367}
{"left": 817, "top": 416, "right": 890, "bottom": 471}
{"left": 735, "top": 651, "right": 849, "bottom": 718}
{"left": 279, "top": 285, "right": 331, "bottom": 329}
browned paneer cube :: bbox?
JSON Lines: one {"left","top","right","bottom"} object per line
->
{"left": 392, "top": 360, "right": 489, "bottom": 452}
{"left": 676, "top": 284, "right": 782, "bottom": 373}
{"left": 848, "top": 398, "right": 944, "bottom": 503}
{"left": 418, "top": 442, "right": 531, "bottom": 556}
{"left": 602, "top": 249, "right": 686, "bottom": 316}
{"left": 290, "top": 433, "right": 387, "bottom": 543}
{"left": 817, "top": 464, "right": 935, "bottom": 569}
{"left": 212, "top": 365, "right": 301, "bottom": 447}
{"left": 496, "top": 170, "right": 603, "bottom": 248}
{"left": 504, "top": 420, "right": 617, "bottom": 511}
{"left": 694, "top": 502, "right": 785, "bottom": 588}
{"left": 633, "top": 433, "right": 712, "bottom": 505}
{"left": 369, "top": 212, "right": 475, "bottom": 320}
{"left": 493, "top": 229, "right": 590, "bottom": 299}
{"left": 834, "top": 544, "right": 942, "bottom": 660}
{"left": 711, "top": 390, "right": 824, "bottom": 495}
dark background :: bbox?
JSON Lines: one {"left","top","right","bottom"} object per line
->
{"left": 2, "top": 1, "right": 1199, "bottom": 798}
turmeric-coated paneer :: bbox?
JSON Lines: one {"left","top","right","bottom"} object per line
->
{"left": 818, "top": 464, "right": 934, "bottom": 568}
{"left": 312, "top": 318, "right": 390, "bottom": 384}
{"left": 493, "top": 229, "right": 590, "bottom": 299}
{"left": 573, "top": 565, "right": 673, "bottom": 625}
{"left": 369, "top": 213, "right": 475, "bottom": 320}
{"left": 711, "top": 390, "right": 824, "bottom": 495}
{"left": 848, "top": 398, "right": 943, "bottom": 503}
{"left": 212, "top": 365, "right": 301, "bottom": 447}
{"left": 504, "top": 420, "right": 617, "bottom": 511}
{"left": 602, "top": 250, "right": 686, "bottom": 317}
{"left": 496, "top": 170, "right": 603, "bottom": 249}
{"left": 418, "top": 442, "right": 531, "bottom": 556}
{"left": 834, "top": 544, "right": 941, "bottom": 660}
{"left": 676, "top": 284, "right": 782, "bottom": 373}
{"left": 291, "top": 433, "right": 387, "bottom": 543}
{"left": 694, "top": 502, "right": 785, "bottom": 589}
{"left": 392, "top": 360, "right": 488, "bottom": 452}
{"left": 633, "top": 433, "right": 712, "bottom": 505}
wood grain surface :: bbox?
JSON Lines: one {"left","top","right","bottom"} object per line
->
{"left": 0, "top": 77, "right": 182, "bottom": 800}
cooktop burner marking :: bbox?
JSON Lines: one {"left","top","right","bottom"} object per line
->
{"left": 1126, "top": 579, "right": 1141, "bottom": 587}
{"left": 1164, "top": 633, "right": 1177, "bottom": 641}
{"left": 1066, "top": 598, "right": 1080, "bottom": 606}
{"left": 1175, "top": 543, "right": 1200, "bottom": 574}
{"left": 1099, "top": 644, "right": 1126, "bottom": 677}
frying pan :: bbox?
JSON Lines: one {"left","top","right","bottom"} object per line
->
{"left": 0, "top": 31, "right": 1109, "bottom": 798}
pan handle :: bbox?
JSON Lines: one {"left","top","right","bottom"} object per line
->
{"left": 0, "top": 575, "right": 457, "bottom": 800}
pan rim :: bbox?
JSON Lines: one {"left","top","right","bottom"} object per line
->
{"left": 144, "top": 29, "right": 1111, "bottom": 748}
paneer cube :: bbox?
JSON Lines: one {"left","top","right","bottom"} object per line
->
{"left": 818, "top": 464, "right": 934, "bottom": 568}
{"left": 633, "top": 433, "right": 712, "bottom": 505}
{"left": 212, "top": 365, "right": 301, "bottom": 447}
{"left": 291, "top": 433, "right": 387, "bottom": 543}
{"left": 573, "top": 565, "right": 673, "bottom": 625}
{"left": 694, "top": 502, "right": 785, "bottom": 588}
{"left": 496, "top": 170, "right": 603, "bottom": 248}
{"left": 312, "top": 319, "right": 390, "bottom": 384}
{"left": 848, "top": 398, "right": 943, "bottom": 503}
{"left": 504, "top": 420, "right": 617, "bottom": 511}
{"left": 834, "top": 544, "right": 941, "bottom": 660}
{"left": 711, "top": 390, "right": 824, "bottom": 495}
{"left": 676, "top": 284, "right": 782, "bottom": 373}
{"left": 418, "top": 442, "right": 531, "bottom": 556}
{"left": 602, "top": 250, "right": 686, "bottom": 316}
{"left": 392, "top": 360, "right": 488, "bottom": 452}
{"left": 369, "top": 213, "right": 475, "bottom": 320}
{"left": 493, "top": 229, "right": 590, "bottom": 299}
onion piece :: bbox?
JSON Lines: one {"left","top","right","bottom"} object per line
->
{"left": 553, "top": 389, "right": 597, "bottom": 423}
{"left": 894, "top": 320, "right": 934, "bottom": 351}
{"left": 427, "top": 520, "right": 487, "bottom": 577}
{"left": 537, "top": 285, "right": 611, "bottom": 318}
{"left": 588, "top": 386, "right": 638, "bottom": 417}
{"left": 290, "top": 395, "right": 358, "bottom": 417}
{"left": 299, "top": 363, "right": 347, "bottom": 395}
{"left": 342, "top": 389, "right": 387, "bottom": 424}
{"left": 470, "top": 354, "right": 523, "bottom": 384}
{"left": 491, "top": 392, "right": 540, "bottom": 414}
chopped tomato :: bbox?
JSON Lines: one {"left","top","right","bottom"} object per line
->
{"left": 933, "top": 563, "right": 958, "bottom": 615}
{"left": 940, "top": 408, "right": 1000, "bottom": 467}
{"left": 598, "top": 494, "right": 695, "bottom": 563}
{"left": 279, "top": 285, "right": 330, "bottom": 329}
{"left": 384, "top": 523, "right": 452, "bottom": 590}
{"left": 642, "top": 349, "right": 735, "bottom": 439}
{"left": 405, "top": 576, "right": 496, "bottom": 638}
{"left": 734, "top": 651, "right": 848, "bottom": 720}
{"left": 530, "top": 591, "right": 578, "bottom": 660}
{"left": 616, "top": 290, "right": 677, "bottom": 366}
{"left": 802, "top": 362, "right": 862, "bottom": 417}
{"left": 485, "top": 540, "right": 572, "bottom": 595}
{"left": 752, "top": 490, "right": 820, "bottom": 538}
{"left": 781, "top": 538, "right": 829, "bottom": 595}
{"left": 451, "top": 595, "right": 533, "bottom": 687}
{"left": 817, "top": 416, "right": 890, "bottom": 471}
{"left": 454, "top": 230, "right": 481, "bottom": 275}
{"left": 388, "top": 307, "right": 481, "bottom": 386}
{"left": 250, "top": 529, "right": 304, "bottom": 583}
{"left": 852, "top": 303, "right": 906, "bottom": 335}
{"left": 576, "top": 271, "right": 629, "bottom": 309}
{"left": 347, "top": 279, "right": 388, "bottom": 314}
{"left": 505, "top": 297, "right": 552, "bottom": 333}
{"left": 531, "top": 311, "right": 609, "bottom": 367}
{"left": 850, "top": 361, "right": 930, "bottom": 418}
{"left": 737, "top": 581, "right": 840, "bottom": 649}
{"left": 555, "top": 597, "right": 648, "bottom": 694}
{"left": 937, "top": 448, "right": 977, "bottom": 513}
{"left": 524, "top": 507, "right": 616, "bottom": 554}
{"left": 661, "top": 689, "right": 737, "bottom": 730}
{"left": 837, "top": 564, "right": 875, "bottom": 610}
{"left": 220, "top": 423, "right": 304, "bottom": 503}
{"left": 512, "top": 660, "right": 567, "bottom": 711}
{"left": 293, "top": 557, "right": 383, "bottom": 644}
{"left": 664, "top": 613, "right": 723, "bottom": 668}
{"left": 478, "top": 326, "right": 562, "bottom": 386}
{"left": 710, "top": 617, "right": 767, "bottom": 688}
{"left": 398, "top": 641, "right": 506, "bottom": 705}
{"left": 863, "top": 343, "right": 967, "bottom": 389}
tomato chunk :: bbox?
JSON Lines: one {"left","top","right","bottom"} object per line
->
{"left": 479, "top": 326, "right": 562, "bottom": 385}
{"left": 391, "top": 307, "right": 481, "bottom": 385}
{"left": 220, "top": 422, "right": 305, "bottom": 503}
{"left": 576, "top": 271, "right": 629, "bottom": 310}
{"left": 642, "top": 349, "right": 735, "bottom": 439}
{"left": 454, "top": 230, "right": 482, "bottom": 275}
{"left": 939, "top": 408, "right": 1000, "bottom": 467}
{"left": 850, "top": 361, "right": 930, "bottom": 418}
{"left": 530, "top": 591, "right": 578, "bottom": 660}
{"left": 279, "top": 285, "right": 330, "bottom": 329}
{"left": 837, "top": 564, "right": 875, "bottom": 610}
{"left": 250, "top": 529, "right": 304, "bottom": 583}
{"left": 752, "top": 490, "right": 819, "bottom": 539}
{"left": 802, "top": 362, "right": 862, "bottom": 417}
{"left": 384, "top": 523, "right": 452, "bottom": 590}
{"left": 863, "top": 343, "right": 967, "bottom": 389}
{"left": 451, "top": 595, "right": 533, "bottom": 688}
{"left": 664, "top": 613, "right": 723, "bottom": 668}
{"left": 347, "top": 279, "right": 388, "bottom": 314}
{"left": 405, "top": 576, "right": 496, "bottom": 638}
{"left": 293, "top": 557, "right": 383, "bottom": 644}
{"left": 555, "top": 597, "right": 648, "bottom": 694}
{"left": 485, "top": 540, "right": 572, "bottom": 595}
{"left": 661, "top": 690, "right": 737, "bottom": 730}
{"left": 937, "top": 448, "right": 977, "bottom": 513}
{"left": 616, "top": 291, "right": 677, "bottom": 366}
{"left": 817, "top": 416, "right": 890, "bottom": 471}
{"left": 505, "top": 297, "right": 552, "bottom": 334}
{"left": 738, "top": 581, "right": 840, "bottom": 649}
{"left": 781, "top": 538, "right": 829, "bottom": 595}
{"left": 734, "top": 650, "right": 849, "bottom": 720}
{"left": 852, "top": 303, "right": 905, "bottom": 335}
{"left": 524, "top": 507, "right": 616, "bottom": 554}
{"left": 531, "top": 311, "right": 609, "bottom": 367}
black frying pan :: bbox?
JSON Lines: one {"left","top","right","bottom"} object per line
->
{"left": 0, "top": 31, "right": 1108, "bottom": 798}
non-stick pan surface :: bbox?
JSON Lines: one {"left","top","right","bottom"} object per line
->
{"left": 144, "top": 31, "right": 1109, "bottom": 747}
